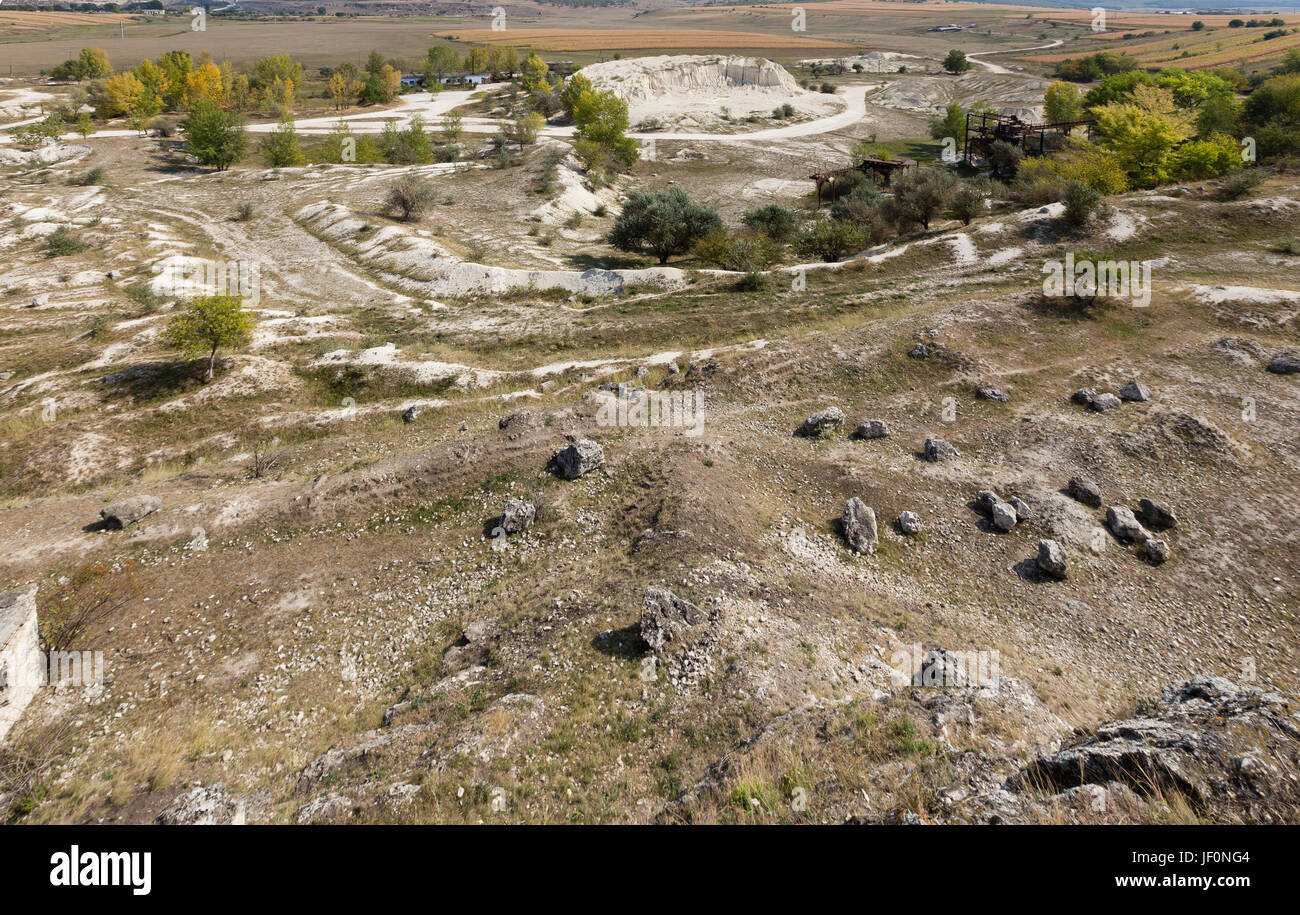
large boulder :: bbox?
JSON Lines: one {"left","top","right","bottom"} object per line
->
{"left": 975, "top": 385, "right": 1010, "bottom": 403}
{"left": 841, "top": 498, "right": 878, "bottom": 554}
{"left": 640, "top": 586, "right": 706, "bottom": 654}
{"left": 99, "top": 495, "right": 161, "bottom": 529}
{"left": 1143, "top": 537, "right": 1170, "bottom": 564}
{"left": 1106, "top": 505, "right": 1151, "bottom": 543}
{"left": 796, "top": 407, "right": 844, "bottom": 437}
{"left": 1266, "top": 351, "right": 1300, "bottom": 374}
{"left": 852, "top": 419, "right": 890, "bottom": 440}
{"left": 1072, "top": 388, "right": 1121, "bottom": 412}
{"left": 1136, "top": 498, "right": 1177, "bottom": 530}
{"left": 977, "top": 490, "right": 1018, "bottom": 531}
{"left": 554, "top": 439, "right": 604, "bottom": 480}
{"left": 923, "top": 437, "right": 960, "bottom": 462}
{"left": 1036, "top": 539, "right": 1068, "bottom": 579}
{"left": 1018, "top": 677, "right": 1297, "bottom": 820}
{"left": 1119, "top": 380, "right": 1151, "bottom": 402}
{"left": 499, "top": 498, "right": 536, "bottom": 534}
{"left": 897, "top": 511, "right": 922, "bottom": 535}
{"left": 1067, "top": 476, "right": 1102, "bottom": 508}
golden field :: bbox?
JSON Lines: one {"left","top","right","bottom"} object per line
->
{"left": 439, "top": 28, "right": 857, "bottom": 52}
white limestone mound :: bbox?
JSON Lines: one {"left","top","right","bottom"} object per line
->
{"left": 581, "top": 55, "right": 840, "bottom": 129}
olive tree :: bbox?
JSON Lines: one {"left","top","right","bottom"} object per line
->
{"left": 608, "top": 187, "right": 722, "bottom": 264}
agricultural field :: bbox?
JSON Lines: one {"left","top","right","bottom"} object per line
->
{"left": 0, "top": 0, "right": 1297, "bottom": 861}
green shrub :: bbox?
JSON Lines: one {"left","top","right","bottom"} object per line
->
{"left": 741, "top": 203, "right": 798, "bottom": 242}
{"left": 795, "top": 218, "right": 868, "bottom": 263}
{"left": 44, "top": 226, "right": 89, "bottom": 258}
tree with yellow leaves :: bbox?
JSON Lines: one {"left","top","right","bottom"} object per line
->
{"left": 185, "top": 63, "right": 226, "bottom": 110}
{"left": 263, "top": 76, "right": 296, "bottom": 117}
{"left": 97, "top": 71, "right": 145, "bottom": 118}
{"left": 133, "top": 59, "right": 171, "bottom": 102}
{"left": 329, "top": 71, "right": 360, "bottom": 111}
{"left": 1092, "top": 84, "right": 1196, "bottom": 187}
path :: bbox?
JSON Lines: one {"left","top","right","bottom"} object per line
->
{"left": 966, "top": 39, "right": 1064, "bottom": 76}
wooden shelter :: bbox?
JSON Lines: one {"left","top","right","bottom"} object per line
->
{"left": 810, "top": 157, "right": 917, "bottom": 206}
{"left": 961, "top": 111, "right": 1092, "bottom": 165}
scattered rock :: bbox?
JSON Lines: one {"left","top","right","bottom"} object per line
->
{"left": 841, "top": 498, "right": 878, "bottom": 554}
{"left": 1143, "top": 538, "right": 1170, "bottom": 564}
{"left": 156, "top": 783, "right": 245, "bottom": 825}
{"left": 1266, "top": 351, "right": 1300, "bottom": 374}
{"left": 99, "top": 495, "right": 161, "bottom": 529}
{"left": 1136, "top": 498, "right": 1177, "bottom": 530}
{"left": 1106, "top": 505, "right": 1151, "bottom": 543}
{"left": 1067, "top": 476, "right": 1102, "bottom": 508}
{"left": 401, "top": 405, "right": 423, "bottom": 423}
{"left": 976, "top": 385, "right": 1010, "bottom": 402}
{"left": 977, "top": 490, "right": 1018, "bottom": 531}
{"left": 1008, "top": 496, "right": 1031, "bottom": 520}
{"left": 28, "top": 294, "right": 49, "bottom": 309}
{"left": 666, "top": 360, "right": 679, "bottom": 374}
{"left": 796, "top": 407, "right": 844, "bottom": 437}
{"left": 923, "top": 437, "right": 959, "bottom": 462}
{"left": 898, "top": 511, "right": 922, "bottom": 535}
{"left": 908, "top": 343, "right": 930, "bottom": 359}
{"left": 852, "top": 419, "right": 890, "bottom": 440}
{"left": 989, "top": 501, "right": 1016, "bottom": 532}
{"left": 1073, "top": 388, "right": 1121, "bottom": 411}
{"left": 1119, "top": 380, "right": 1151, "bottom": 402}
{"left": 1037, "top": 539, "right": 1068, "bottom": 579}
{"left": 554, "top": 439, "right": 604, "bottom": 479}
{"left": 1090, "top": 393, "right": 1122, "bottom": 412}
{"left": 499, "top": 498, "right": 536, "bottom": 534}
{"left": 640, "top": 586, "right": 705, "bottom": 653}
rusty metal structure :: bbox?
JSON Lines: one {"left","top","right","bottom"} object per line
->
{"left": 961, "top": 111, "right": 1092, "bottom": 165}
{"left": 810, "top": 157, "right": 917, "bottom": 206}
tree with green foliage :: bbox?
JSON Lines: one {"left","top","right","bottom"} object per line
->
{"left": 1044, "top": 80, "right": 1083, "bottom": 124}
{"left": 795, "top": 218, "right": 868, "bottom": 262}
{"left": 943, "top": 50, "right": 971, "bottom": 75}
{"left": 261, "top": 117, "right": 304, "bottom": 167}
{"left": 560, "top": 72, "right": 593, "bottom": 120}
{"left": 987, "top": 140, "right": 1024, "bottom": 179}
{"left": 948, "top": 183, "right": 987, "bottom": 225}
{"left": 930, "top": 101, "right": 966, "bottom": 141}
{"left": 520, "top": 52, "right": 551, "bottom": 93}
{"left": 742, "top": 203, "right": 798, "bottom": 242}
{"left": 1175, "top": 134, "right": 1242, "bottom": 179}
{"left": 1091, "top": 84, "right": 1195, "bottom": 187}
{"left": 608, "top": 187, "right": 722, "bottom": 264}
{"left": 885, "top": 168, "right": 958, "bottom": 231}
{"left": 162, "top": 294, "right": 255, "bottom": 381}
{"left": 572, "top": 87, "right": 638, "bottom": 168}
{"left": 1061, "top": 181, "right": 1107, "bottom": 228}
{"left": 183, "top": 99, "right": 248, "bottom": 171}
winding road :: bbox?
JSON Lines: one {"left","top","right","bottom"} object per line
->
{"left": 966, "top": 39, "right": 1064, "bottom": 76}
